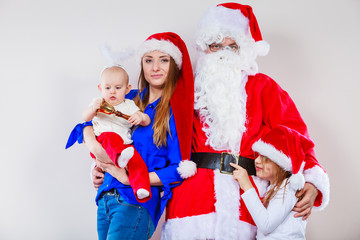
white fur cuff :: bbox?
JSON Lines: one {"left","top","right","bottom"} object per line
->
{"left": 304, "top": 165, "right": 330, "bottom": 211}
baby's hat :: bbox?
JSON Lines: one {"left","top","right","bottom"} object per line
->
{"left": 252, "top": 125, "right": 314, "bottom": 190}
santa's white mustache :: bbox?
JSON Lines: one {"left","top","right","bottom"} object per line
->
{"left": 194, "top": 49, "right": 248, "bottom": 154}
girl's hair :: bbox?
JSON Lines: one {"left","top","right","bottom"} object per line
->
{"left": 260, "top": 155, "right": 292, "bottom": 208}
{"left": 134, "top": 57, "right": 180, "bottom": 147}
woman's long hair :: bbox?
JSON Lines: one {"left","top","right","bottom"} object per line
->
{"left": 134, "top": 57, "right": 180, "bottom": 147}
{"left": 261, "top": 156, "right": 291, "bottom": 208}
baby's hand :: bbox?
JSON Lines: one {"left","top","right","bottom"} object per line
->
{"left": 128, "top": 111, "right": 144, "bottom": 126}
{"left": 92, "top": 98, "right": 103, "bottom": 112}
{"left": 230, "top": 162, "right": 253, "bottom": 191}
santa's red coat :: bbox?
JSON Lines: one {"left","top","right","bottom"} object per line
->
{"left": 162, "top": 73, "right": 329, "bottom": 240}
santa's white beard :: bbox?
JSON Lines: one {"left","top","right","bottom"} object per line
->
{"left": 194, "top": 50, "right": 258, "bottom": 154}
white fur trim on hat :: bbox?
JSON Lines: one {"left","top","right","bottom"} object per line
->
{"left": 137, "top": 39, "right": 182, "bottom": 69}
{"left": 252, "top": 140, "right": 292, "bottom": 172}
{"left": 177, "top": 160, "right": 197, "bottom": 179}
{"left": 196, "top": 5, "right": 270, "bottom": 57}
{"left": 196, "top": 5, "right": 250, "bottom": 51}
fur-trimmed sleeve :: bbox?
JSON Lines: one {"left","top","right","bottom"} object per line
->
{"left": 260, "top": 74, "right": 329, "bottom": 210}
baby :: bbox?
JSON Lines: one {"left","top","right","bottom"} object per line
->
{"left": 82, "top": 65, "right": 151, "bottom": 202}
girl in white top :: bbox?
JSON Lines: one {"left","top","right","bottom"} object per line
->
{"left": 231, "top": 125, "right": 316, "bottom": 240}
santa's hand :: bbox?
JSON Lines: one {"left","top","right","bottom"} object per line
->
{"left": 230, "top": 163, "right": 253, "bottom": 191}
{"left": 293, "top": 182, "right": 318, "bottom": 220}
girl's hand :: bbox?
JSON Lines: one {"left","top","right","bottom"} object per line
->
{"left": 293, "top": 182, "right": 318, "bottom": 220}
{"left": 230, "top": 162, "right": 254, "bottom": 191}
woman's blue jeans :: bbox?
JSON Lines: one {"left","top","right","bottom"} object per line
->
{"left": 97, "top": 191, "right": 155, "bottom": 240}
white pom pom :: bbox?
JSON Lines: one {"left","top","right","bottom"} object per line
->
{"left": 255, "top": 40, "right": 270, "bottom": 56}
{"left": 177, "top": 160, "right": 197, "bottom": 179}
{"left": 289, "top": 173, "right": 305, "bottom": 191}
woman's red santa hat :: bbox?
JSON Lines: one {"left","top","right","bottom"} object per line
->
{"left": 137, "top": 32, "right": 196, "bottom": 178}
{"left": 196, "top": 2, "right": 270, "bottom": 56}
{"left": 252, "top": 125, "right": 315, "bottom": 190}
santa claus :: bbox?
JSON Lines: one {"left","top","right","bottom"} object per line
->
{"left": 162, "top": 3, "right": 329, "bottom": 240}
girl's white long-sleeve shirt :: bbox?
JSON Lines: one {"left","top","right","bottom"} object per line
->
{"left": 242, "top": 180, "right": 307, "bottom": 240}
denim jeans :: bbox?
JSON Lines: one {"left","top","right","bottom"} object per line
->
{"left": 97, "top": 191, "right": 155, "bottom": 240}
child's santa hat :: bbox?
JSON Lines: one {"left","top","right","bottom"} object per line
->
{"left": 252, "top": 125, "right": 315, "bottom": 190}
{"left": 196, "top": 2, "right": 269, "bottom": 56}
{"left": 137, "top": 32, "right": 196, "bottom": 178}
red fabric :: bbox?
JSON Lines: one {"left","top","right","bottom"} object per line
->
{"left": 91, "top": 132, "right": 151, "bottom": 203}
{"left": 145, "top": 32, "right": 194, "bottom": 161}
{"left": 314, "top": 190, "right": 323, "bottom": 207}
{"left": 167, "top": 168, "right": 216, "bottom": 218}
{"left": 217, "top": 3, "right": 264, "bottom": 42}
{"left": 167, "top": 73, "right": 325, "bottom": 224}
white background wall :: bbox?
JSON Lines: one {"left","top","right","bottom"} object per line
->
{"left": 1, "top": 0, "right": 359, "bottom": 239}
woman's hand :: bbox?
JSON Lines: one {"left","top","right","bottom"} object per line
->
{"left": 83, "top": 126, "right": 113, "bottom": 164}
{"left": 230, "top": 163, "right": 254, "bottom": 192}
{"left": 293, "top": 182, "right": 318, "bottom": 220}
{"left": 94, "top": 159, "right": 130, "bottom": 185}
{"left": 92, "top": 165, "right": 105, "bottom": 190}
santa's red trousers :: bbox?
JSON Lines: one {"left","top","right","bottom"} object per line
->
{"left": 90, "top": 132, "right": 151, "bottom": 203}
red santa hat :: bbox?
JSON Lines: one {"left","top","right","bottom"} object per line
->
{"left": 196, "top": 2, "right": 269, "bottom": 56}
{"left": 137, "top": 32, "right": 196, "bottom": 178}
{"left": 252, "top": 125, "right": 315, "bottom": 190}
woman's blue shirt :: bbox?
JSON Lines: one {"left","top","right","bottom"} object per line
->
{"left": 95, "top": 90, "right": 183, "bottom": 227}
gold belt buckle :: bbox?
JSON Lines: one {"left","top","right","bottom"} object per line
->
{"left": 220, "top": 152, "right": 239, "bottom": 175}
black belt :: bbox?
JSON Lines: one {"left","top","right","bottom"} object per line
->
{"left": 191, "top": 152, "right": 256, "bottom": 175}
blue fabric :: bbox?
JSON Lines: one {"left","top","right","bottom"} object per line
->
{"left": 97, "top": 192, "right": 155, "bottom": 240}
{"left": 65, "top": 121, "right": 93, "bottom": 149}
{"left": 126, "top": 89, "right": 139, "bottom": 100}
{"left": 95, "top": 90, "right": 183, "bottom": 228}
